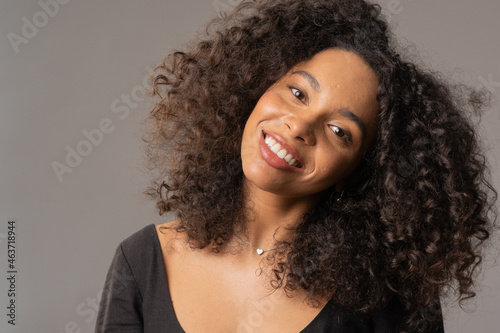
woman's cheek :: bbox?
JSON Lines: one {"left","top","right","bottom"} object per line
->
{"left": 260, "top": 90, "right": 287, "bottom": 116}
{"left": 318, "top": 151, "right": 348, "bottom": 184}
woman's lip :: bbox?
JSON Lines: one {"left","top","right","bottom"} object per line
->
{"left": 259, "top": 133, "right": 304, "bottom": 171}
{"left": 262, "top": 130, "right": 304, "bottom": 167}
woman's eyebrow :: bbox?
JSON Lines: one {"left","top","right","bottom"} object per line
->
{"left": 292, "top": 70, "right": 321, "bottom": 92}
{"left": 338, "top": 107, "right": 366, "bottom": 139}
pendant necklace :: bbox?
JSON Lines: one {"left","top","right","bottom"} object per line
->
{"left": 235, "top": 234, "right": 287, "bottom": 255}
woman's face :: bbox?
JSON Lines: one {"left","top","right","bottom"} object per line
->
{"left": 241, "top": 48, "right": 379, "bottom": 200}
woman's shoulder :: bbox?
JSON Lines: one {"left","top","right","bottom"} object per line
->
{"left": 115, "top": 223, "right": 157, "bottom": 261}
{"left": 154, "top": 220, "right": 191, "bottom": 256}
{"left": 118, "top": 221, "right": 184, "bottom": 253}
{"left": 114, "top": 221, "right": 185, "bottom": 275}
{"left": 113, "top": 222, "right": 187, "bottom": 295}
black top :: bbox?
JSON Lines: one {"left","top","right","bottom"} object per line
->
{"left": 95, "top": 224, "right": 445, "bottom": 332}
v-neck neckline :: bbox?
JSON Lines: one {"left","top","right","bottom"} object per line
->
{"left": 150, "top": 223, "right": 336, "bottom": 333}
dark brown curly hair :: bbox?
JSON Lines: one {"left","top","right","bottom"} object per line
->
{"left": 141, "top": 0, "right": 497, "bottom": 331}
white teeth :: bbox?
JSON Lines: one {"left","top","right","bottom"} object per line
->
{"left": 270, "top": 143, "right": 281, "bottom": 154}
{"left": 264, "top": 134, "right": 301, "bottom": 167}
{"left": 277, "top": 149, "right": 287, "bottom": 158}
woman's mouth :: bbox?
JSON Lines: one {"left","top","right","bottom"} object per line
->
{"left": 263, "top": 132, "right": 303, "bottom": 168}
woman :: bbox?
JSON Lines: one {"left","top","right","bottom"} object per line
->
{"left": 96, "top": 0, "right": 496, "bottom": 332}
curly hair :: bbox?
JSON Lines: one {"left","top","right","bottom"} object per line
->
{"left": 141, "top": 0, "right": 497, "bottom": 331}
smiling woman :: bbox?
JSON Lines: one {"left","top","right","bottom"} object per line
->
{"left": 241, "top": 49, "right": 379, "bottom": 199}
{"left": 95, "top": 0, "right": 497, "bottom": 332}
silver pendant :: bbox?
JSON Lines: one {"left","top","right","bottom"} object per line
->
{"left": 256, "top": 248, "right": 264, "bottom": 255}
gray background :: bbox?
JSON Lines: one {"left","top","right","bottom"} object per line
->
{"left": 0, "top": 0, "right": 498, "bottom": 332}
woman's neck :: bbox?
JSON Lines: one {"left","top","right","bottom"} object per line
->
{"left": 238, "top": 178, "right": 323, "bottom": 251}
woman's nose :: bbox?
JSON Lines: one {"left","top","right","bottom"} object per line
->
{"left": 283, "top": 113, "right": 317, "bottom": 146}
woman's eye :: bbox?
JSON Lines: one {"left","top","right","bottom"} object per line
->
{"left": 290, "top": 87, "right": 305, "bottom": 101}
{"left": 330, "top": 125, "right": 345, "bottom": 137}
{"left": 329, "top": 125, "right": 352, "bottom": 143}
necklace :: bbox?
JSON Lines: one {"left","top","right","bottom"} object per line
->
{"left": 235, "top": 234, "right": 287, "bottom": 255}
